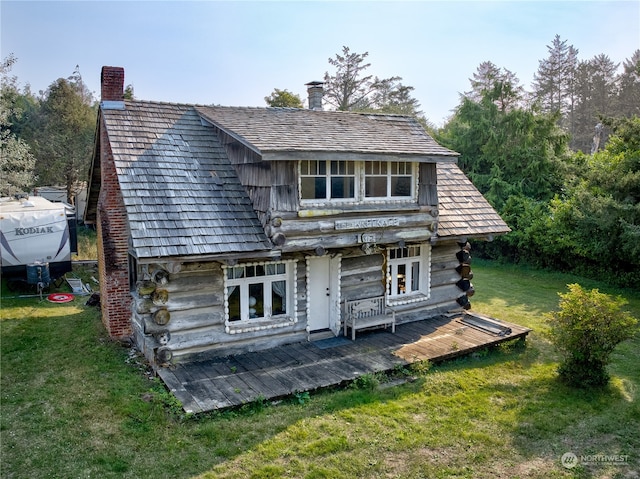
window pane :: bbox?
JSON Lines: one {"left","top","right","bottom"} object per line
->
{"left": 266, "top": 263, "right": 286, "bottom": 275}
{"left": 365, "top": 177, "right": 387, "bottom": 197}
{"left": 301, "top": 177, "right": 326, "bottom": 199}
{"left": 228, "top": 286, "right": 241, "bottom": 321}
{"left": 331, "top": 161, "right": 354, "bottom": 175}
{"left": 331, "top": 176, "right": 355, "bottom": 199}
{"left": 397, "top": 264, "right": 406, "bottom": 295}
{"left": 411, "top": 261, "right": 420, "bottom": 291}
{"left": 229, "top": 266, "right": 244, "bottom": 279}
{"left": 391, "top": 176, "right": 412, "bottom": 196}
{"left": 391, "top": 162, "right": 409, "bottom": 175}
{"left": 272, "top": 280, "right": 286, "bottom": 315}
{"left": 248, "top": 283, "right": 264, "bottom": 318}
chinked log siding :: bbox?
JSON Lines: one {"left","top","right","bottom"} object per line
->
{"left": 133, "top": 257, "right": 313, "bottom": 363}
{"left": 132, "top": 240, "right": 466, "bottom": 366}
{"left": 281, "top": 229, "right": 435, "bottom": 253}
{"left": 271, "top": 212, "right": 436, "bottom": 235}
{"left": 341, "top": 254, "right": 385, "bottom": 302}
{"left": 338, "top": 242, "right": 465, "bottom": 321}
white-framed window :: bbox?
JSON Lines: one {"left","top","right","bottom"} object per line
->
{"left": 365, "top": 161, "right": 414, "bottom": 199}
{"left": 300, "top": 160, "right": 356, "bottom": 201}
{"left": 223, "top": 260, "right": 295, "bottom": 323}
{"left": 300, "top": 160, "right": 417, "bottom": 204}
{"left": 386, "top": 243, "right": 431, "bottom": 304}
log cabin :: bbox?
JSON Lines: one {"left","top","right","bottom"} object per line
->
{"left": 85, "top": 66, "right": 510, "bottom": 367}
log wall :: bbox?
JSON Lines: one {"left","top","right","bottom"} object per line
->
{"left": 132, "top": 241, "right": 467, "bottom": 366}
{"left": 132, "top": 259, "right": 309, "bottom": 365}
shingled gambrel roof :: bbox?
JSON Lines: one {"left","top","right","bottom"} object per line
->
{"left": 102, "top": 100, "right": 272, "bottom": 259}
{"left": 437, "top": 163, "right": 511, "bottom": 238}
{"left": 196, "top": 106, "right": 459, "bottom": 158}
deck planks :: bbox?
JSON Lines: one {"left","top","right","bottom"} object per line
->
{"left": 157, "top": 314, "right": 531, "bottom": 413}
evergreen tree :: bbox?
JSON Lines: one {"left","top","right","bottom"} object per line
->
{"left": 33, "top": 72, "right": 96, "bottom": 203}
{"left": 438, "top": 89, "right": 566, "bottom": 209}
{"left": 366, "top": 77, "right": 423, "bottom": 117}
{"left": 466, "top": 61, "right": 524, "bottom": 112}
{"left": 572, "top": 55, "right": 620, "bottom": 152}
{"left": 617, "top": 50, "right": 640, "bottom": 118}
{"left": 533, "top": 35, "right": 579, "bottom": 132}
{"left": 0, "top": 55, "right": 36, "bottom": 196}
{"left": 322, "top": 46, "right": 423, "bottom": 118}
{"left": 323, "top": 46, "right": 376, "bottom": 111}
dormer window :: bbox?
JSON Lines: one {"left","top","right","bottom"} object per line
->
{"left": 300, "top": 160, "right": 355, "bottom": 200}
{"left": 300, "top": 160, "right": 417, "bottom": 204}
{"left": 365, "top": 161, "right": 413, "bottom": 199}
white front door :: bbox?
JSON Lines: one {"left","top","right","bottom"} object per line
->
{"left": 306, "top": 255, "right": 340, "bottom": 334}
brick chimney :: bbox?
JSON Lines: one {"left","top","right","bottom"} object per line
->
{"left": 101, "top": 66, "right": 125, "bottom": 101}
{"left": 96, "top": 65, "right": 132, "bottom": 339}
{"left": 306, "top": 81, "right": 324, "bottom": 110}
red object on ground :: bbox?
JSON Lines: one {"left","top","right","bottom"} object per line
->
{"left": 47, "top": 293, "right": 75, "bottom": 303}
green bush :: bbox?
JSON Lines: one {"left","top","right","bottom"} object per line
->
{"left": 546, "top": 283, "right": 638, "bottom": 387}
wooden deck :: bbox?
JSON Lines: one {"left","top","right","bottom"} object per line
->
{"left": 157, "top": 313, "right": 531, "bottom": 413}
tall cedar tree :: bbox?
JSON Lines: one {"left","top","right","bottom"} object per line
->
{"left": 438, "top": 88, "right": 567, "bottom": 209}
{"left": 34, "top": 73, "right": 96, "bottom": 203}
{"left": 322, "top": 46, "right": 424, "bottom": 119}
{"left": 617, "top": 50, "right": 640, "bottom": 118}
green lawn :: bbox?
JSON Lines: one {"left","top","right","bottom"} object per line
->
{"left": 1, "top": 261, "right": 638, "bottom": 478}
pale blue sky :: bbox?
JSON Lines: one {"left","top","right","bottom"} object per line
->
{"left": 2, "top": 1, "right": 639, "bottom": 125}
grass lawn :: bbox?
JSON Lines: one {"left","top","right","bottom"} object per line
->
{"left": 1, "top": 260, "right": 638, "bottom": 478}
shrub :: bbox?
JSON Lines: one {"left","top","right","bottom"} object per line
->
{"left": 546, "top": 283, "right": 638, "bottom": 387}
{"left": 74, "top": 226, "right": 98, "bottom": 260}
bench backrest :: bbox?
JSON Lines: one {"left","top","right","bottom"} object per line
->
{"left": 346, "top": 296, "right": 386, "bottom": 319}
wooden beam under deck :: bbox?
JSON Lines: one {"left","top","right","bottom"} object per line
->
{"left": 157, "top": 314, "right": 531, "bottom": 414}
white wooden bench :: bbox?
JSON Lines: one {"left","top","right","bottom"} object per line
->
{"left": 343, "top": 296, "right": 396, "bottom": 340}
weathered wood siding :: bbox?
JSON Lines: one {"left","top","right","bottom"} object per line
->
{"left": 214, "top": 127, "right": 273, "bottom": 226}
{"left": 418, "top": 162, "right": 438, "bottom": 208}
{"left": 271, "top": 161, "right": 299, "bottom": 213}
{"left": 132, "top": 259, "right": 308, "bottom": 365}
{"left": 341, "top": 253, "right": 386, "bottom": 302}
{"left": 132, "top": 241, "right": 466, "bottom": 365}
{"left": 269, "top": 211, "right": 437, "bottom": 253}
{"left": 337, "top": 242, "right": 464, "bottom": 325}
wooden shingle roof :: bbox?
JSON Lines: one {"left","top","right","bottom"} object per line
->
{"left": 437, "top": 163, "right": 511, "bottom": 238}
{"left": 102, "top": 100, "right": 272, "bottom": 259}
{"left": 92, "top": 99, "right": 507, "bottom": 258}
{"left": 196, "top": 106, "right": 459, "bottom": 158}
